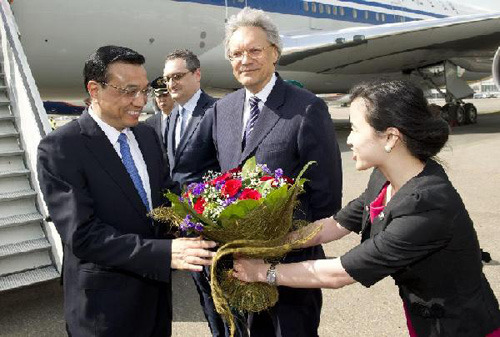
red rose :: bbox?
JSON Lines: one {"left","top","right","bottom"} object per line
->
{"left": 210, "top": 172, "right": 232, "bottom": 186}
{"left": 228, "top": 167, "right": 242, "bottom": 174}
{"left": 260, "top": 176, "right": 274, "bottom": 182}
{"left": 239, "top": 188, "right": 261, "bottom": 200}
{"left": 221, "top": 179, "right": 242, "bottom": 197}
{"left": 193, "top": 198, "right": 206, "bottom": 214}
{"left": 283, "top": 176, "right": 295, "bottom": 185}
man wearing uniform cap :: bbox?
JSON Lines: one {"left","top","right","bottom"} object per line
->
{"left": 144, "top": 76, "right": 174, "bottom": 157}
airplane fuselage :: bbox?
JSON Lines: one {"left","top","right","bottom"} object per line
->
{"left": 10, "top": 0, "right": 489, "bottom": 99}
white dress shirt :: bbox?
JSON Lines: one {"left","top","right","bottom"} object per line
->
{"left": 88, "top": 107, "right": 152, "bottom": 210}
{"left": 161, "top": 111, "right": 171, "bottom": 143}
{"left": 242, "top": 73, "right": 277, "bottom": 138}
{"left": 175, "top": 89, "right": 202, "bottom": 148}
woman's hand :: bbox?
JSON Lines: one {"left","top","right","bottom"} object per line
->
{"left": 233, "top": 258, "right": 269, "bottom": 283}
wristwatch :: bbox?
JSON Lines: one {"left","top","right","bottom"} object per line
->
{"left": 266, "top": 263, "right": 278, "bottom": 285}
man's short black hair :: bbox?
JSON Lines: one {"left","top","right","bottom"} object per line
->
{"left": 83, "top": 45, "right": 145, "bottom": 93}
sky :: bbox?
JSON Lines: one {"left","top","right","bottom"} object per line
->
{"left": 457, "top": 0, "right": 500, "bottom": 11}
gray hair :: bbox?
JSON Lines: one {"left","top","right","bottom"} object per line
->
{"left": 165, "top": 49, "right": 200, "bottom": 71}
{"left": 224, "top": 7, "right": 283, "bottom": 59}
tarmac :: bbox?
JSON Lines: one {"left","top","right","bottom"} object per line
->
{"left": 1, "top": 98, "right": 499, "bottom": 337}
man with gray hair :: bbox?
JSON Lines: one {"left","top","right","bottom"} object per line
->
{"left": 211, "top": 7, "right": 343, "bottom": 337}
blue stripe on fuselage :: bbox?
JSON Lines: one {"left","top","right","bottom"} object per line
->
{"left": 173, "top": 0, "right": 448, "bottom": 25}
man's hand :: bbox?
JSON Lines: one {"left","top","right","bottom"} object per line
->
{"left": 171, "top": 237, "right": 216, "bottom": 271}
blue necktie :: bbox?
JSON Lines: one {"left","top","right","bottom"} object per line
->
{"left": 243, "top": 96, "right": 260, "bottom": 149}
{"left": 118, "top": 133, "right": 150, "bottom": 211}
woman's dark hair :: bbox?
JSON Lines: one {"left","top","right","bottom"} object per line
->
{"left": 350, "top": 80, "right": 450, "bottom": 161}
{"left": 83, "top": 45, "right": 145, "bottom": 93}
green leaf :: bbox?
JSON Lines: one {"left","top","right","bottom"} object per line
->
{"left": 241, "top": 157, "right": 257, "bottom": 179}
{"left": 218, "top": 199, "right": 260, "bottom": 226}
{"left": 262, "top": 185, "right": 288, "bottom": 208}
{"left": 165, "top": 193, "right": 218, "bottom": 228}
{"left": 296, "top": 161, "right": 316, "bottom": 181}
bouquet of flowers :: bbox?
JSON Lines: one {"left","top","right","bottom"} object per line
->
{"left": 150, "top": 157, "right": 320, "bottom": 336}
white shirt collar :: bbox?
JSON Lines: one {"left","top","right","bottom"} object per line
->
{"left": 88, "top": 106, "right": 132, "bottom": 145}
{"left": 178, "top": 89, "right": 202, "bottom": 115}
{"left": 245, "top": 73, "right": 277, "bottom": 104}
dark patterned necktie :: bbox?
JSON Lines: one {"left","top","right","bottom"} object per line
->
{"left": 242, "top": 96, "right": 260, "bottom": 149}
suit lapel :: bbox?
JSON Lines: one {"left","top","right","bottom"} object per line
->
{"left": 167, "top": 106, "right": 178, "bottom": 172}
{"left": 240, "top": 78, "right": 285, "bottom": 163}
{"left": 174, "top": 92, "right": 209, "bottom": 161}
{"left": 78, "top": 112, "right": 148, "bottom": 216}
{"left": 223, "top": 89, "right": 245, "bottom": 169}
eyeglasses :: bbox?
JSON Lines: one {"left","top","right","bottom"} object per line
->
{"left": 228, "top": 45, "right": 274, "bottom": 62}
{"left": 163, "top": 70, "right": 194, "bottom": 83}
{"left": 100, "top": 82, "right": 152, "bottom": 99}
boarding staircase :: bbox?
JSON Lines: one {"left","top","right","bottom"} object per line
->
{"left": 0, "top": 1, "right": 60, "bottom": 291}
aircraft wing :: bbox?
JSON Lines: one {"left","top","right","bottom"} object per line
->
{"left": 279, "top": 12, "right": 500, "bottom": 75}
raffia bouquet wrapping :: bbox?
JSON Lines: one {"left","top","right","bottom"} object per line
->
{"left": 150, "top": 157, "right": 320, "bottom": 336}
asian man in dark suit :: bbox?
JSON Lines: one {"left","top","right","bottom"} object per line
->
{"left": 209, "top": 8, "right": 343, "bottom": 337}
{"left": 144, "top": 76, "right": 175, "bottom": 159}
{"left": 162, "top": 49, "right": 223, "bottom": 336}
{"left": 36, "top": 45, "right": 215, "bottom": 337}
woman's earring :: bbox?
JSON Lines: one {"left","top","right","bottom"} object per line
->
{"left": 384, "top": 145, "right": 392, "bottom": 153}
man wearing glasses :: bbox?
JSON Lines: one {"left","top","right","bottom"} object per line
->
{"left": 210, "top": 8, "right": 343, "bottom": 337}
{"left": 37, "top": 45, "right": 216, "bottom": 337}
{"left": 162, "top": 49, "right": 223, "bottom": 336}
{"left": 163, "top": 49, "right": 219, "bottom": 192}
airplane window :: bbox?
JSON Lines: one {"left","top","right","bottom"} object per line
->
{"left": 353, "top": 9, "right": 357, "bottom": 19}
{"left": 319, "top": 3, "right": 324, "bottom": 13}
{"left": 381, "top": 13, "right": 385, "bottom": 21}
{"left": 340, "top": 7, "right": 345, "bottom": 16}
{"left": 375, "top": 12, "right": 379, "bottom": 21}
{"left": 333, "top": 6, "right": 337, "bottom": 15}
{"left": 311, "top": 2, "right": 316, "bottom": 13}
{"left": 365, "top": 11, "right": 369, "bottom": 20}
{"left": 303, "top": 1, "right": 309, "bottom": 11}
{"left": 326, "top": 5, "right": 331, "bottom": 15}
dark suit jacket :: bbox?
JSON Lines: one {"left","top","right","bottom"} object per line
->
{"left": 212, "top": 75, "right": 342, "bottom": 225}
{"left": 37, "top": 111, "right": 175, "bottom": 337}
{"left": 166, "top": 91, "right": 219, "bottom": 190}
{"left": 144, "top": 111, "right": 168, "bottom": 159}
{"left": 337, "top": 159, "right": 500, "bottom": 336}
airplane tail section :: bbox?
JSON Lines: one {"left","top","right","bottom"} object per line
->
{"left": 0, "top": 0, "right": 61, "bottom": 292}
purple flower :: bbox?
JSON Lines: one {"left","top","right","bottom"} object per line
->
{"left": 259, "top": 164, "right": 272, "bottom": 174}
{"left": 192, "top": 183, "right": 205, "bottom": 196}
{"left": 194, "top": 223, "right": 204, "bottom": 232}
{"left": 223, "top": 197, "right": 237, "bottom": 207}
{"left": 178, "top": 196, "right": 184, "bottom": 202}
{"left": 274, "top": 168, "right": 283, "bottom": 179}
{"left": 180, "top": 214, "right": 199, "bottom": 232}
{"left": 215, "top": 180, "right": 224, "bottom": 191}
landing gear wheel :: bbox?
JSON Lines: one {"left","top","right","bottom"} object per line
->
{"left": 455, "top": 105, "right": 466, "bottom": 125}
{"left": 463, "top": 103, "right": 478, "bottom": 124}
{"left": 441, "top": 104, "right": 457, "bottom": 126}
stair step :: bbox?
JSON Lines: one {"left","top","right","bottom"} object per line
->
{"left": 0, "top": 212, "right": 43, "bottom": 229}
{"left": 0, "top": 189, "right": 37, "bottom": 202}
{"left": 0, "top": 115, "right": 14, "bottom": 121}
{"left": 0, "top": 238, "right": 51, "bottom": 259}
{"left": 0, "top": 266, "right": 59, "bottom": 291}
{"left": 0, "top": 168, "right": 29, "bottom": 179}
{"left": 0, "top": 131, "right": 18, "bottom": 138}
{"left": 0, "top": 149, "right": 23, "bottom": 157}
